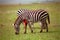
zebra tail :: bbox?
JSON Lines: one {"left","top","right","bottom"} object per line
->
{"left": 47, "top": 15, "right": 50, "bottom": 24}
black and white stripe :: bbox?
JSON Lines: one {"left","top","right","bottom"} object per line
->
{"left": 17, "top": 9, "right": 50, "bottom": 24}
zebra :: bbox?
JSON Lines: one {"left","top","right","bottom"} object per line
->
{"left": 14, "top": 9, "right": 50, "bottom": 34}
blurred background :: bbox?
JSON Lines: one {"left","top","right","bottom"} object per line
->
{"left": 0, "top": 0, "right": 60, "bottom": 4}
{"left": 0, "top": 0, "right": 60, "bottom": 40}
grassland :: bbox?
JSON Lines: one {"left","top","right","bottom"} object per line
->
{"left": 0, "top": 3, "right": 60, "bottom": 40}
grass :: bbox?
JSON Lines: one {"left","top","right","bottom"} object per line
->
{"left": 0, "top": 3, "right": 60, "bottom": 40}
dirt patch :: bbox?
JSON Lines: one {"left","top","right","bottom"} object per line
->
{"left": 0, "top": 24, "right": 5, "bottom": 28}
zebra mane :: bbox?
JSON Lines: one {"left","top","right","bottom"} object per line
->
{"left": 17, "top": 9, "right": 28, "bottom": 15}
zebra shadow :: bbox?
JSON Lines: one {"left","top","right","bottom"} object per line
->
{"left": 47, "top": 30, "right": 60, "bottom": 33}
{"left": 32, "top": 30, "right": 60, "bottom": 34}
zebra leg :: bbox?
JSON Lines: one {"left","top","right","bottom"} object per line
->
{"left": 24, "top": 23, "right": 27, "bottom": 34}
{"left": 40, "top": 22, "right": 43, "bottom": 33}
{"left": 45, "top": 22, "right": 48, "bottom": 32}
{"left": 30, "top": 25, "right": 33, "bottom": 33}
{"left": 43, "top": 20, "right": 48, "bottom": 32}
{"left": 28, "top": 22, "right": 33, "bottom": 33}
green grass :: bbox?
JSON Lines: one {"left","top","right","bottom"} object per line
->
{"left": 0, "top": 3, "right": 60, "bottom": 40}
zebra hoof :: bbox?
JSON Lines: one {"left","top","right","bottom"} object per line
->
{"left": 31, "top": 30, "right": 33, "bottom": 33}
{"left": 15, "top": 32, "right": 19, "bottom": 35}
{"left": 40, "top": 31, "right": 42, "bottom": 33}
{"left": 46, "top": 30, "right": 48, "bottom": 32}
{"left": 24, "top": 32, "right": 26, "bottom": 34}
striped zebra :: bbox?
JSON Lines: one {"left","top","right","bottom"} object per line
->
{"left": 14, "top": 9, "right": 50, "bottom": 34}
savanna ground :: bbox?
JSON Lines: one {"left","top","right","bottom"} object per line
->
{"left": 0, "top": 2, "right": 60, "bottom": 40}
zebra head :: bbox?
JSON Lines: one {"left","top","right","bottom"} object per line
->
{"left": 14, "top": 15, "right": 23, "bottom": 35}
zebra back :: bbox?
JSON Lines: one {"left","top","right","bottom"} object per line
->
{"left": 17, "top": 9, "right": 50, "bottom": 24}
